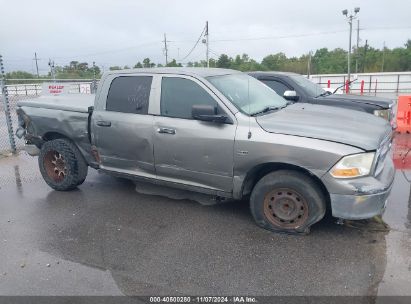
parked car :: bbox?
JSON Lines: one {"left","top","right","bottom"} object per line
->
{"left": 16, "top": 68, "right": 394, "bottom": 234}
{"left": 249, "top": 72, "right": 396, "bottom": 125}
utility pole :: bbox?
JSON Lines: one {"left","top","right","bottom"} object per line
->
{"left": 205, "top": 21, "right": 209, "bottom": 68}
{"left": 48, "top": 59, "right": 55, "bottom": 81}
{"left": 348, "top": 18, "right": 353, "bottom": 80}
{"left": 307, "top": 51, "right": 312, "bottom": 78}
{"left": 163, "top": 33, "right": 168, "bottom": 66}
{"left": 355, "top": 19, "right": 360, "bottom": 73}
{"left": 342, "top": 7, "right": 360, "bottom": 82}
{"left": 381, "top": 41, "right": 386, "bottom": 72}
{"left": 33, "top": 52, "right": 40, "bottom": 78}
{"left": 92, "top": 61, "right": 97, "bottom": 93}
{"left": 362, "top": 39, "right": 368, "bottom": 73}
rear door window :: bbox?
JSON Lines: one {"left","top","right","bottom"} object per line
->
{"left": 106, "top": 76, "right": 152, "bottom": 114}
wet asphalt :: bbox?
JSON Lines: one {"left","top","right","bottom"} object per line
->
{"left": 0, "top": 136, "right": 410, "bottom": 296}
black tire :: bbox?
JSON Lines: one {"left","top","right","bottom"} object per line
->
{"left": 72, "top": 145, "right": 88, "bottom": 186}
{"left": 250, "top": 170, "right": 326, "bottom": 235}
{"left": 38, "top": 139, "right": 88, "bottom": 191}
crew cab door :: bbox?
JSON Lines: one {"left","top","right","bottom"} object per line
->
{"left": 91, "top": 74, "right": 156, "bottom": 178}
{"left": 152, "top": 75, "right": 236, "bottom": 194}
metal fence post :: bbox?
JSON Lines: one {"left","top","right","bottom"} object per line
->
{"left": 0, "top": 55, "right": 17, "bottom": 154}
{"left": 92, "top": 61, "right": 97, "bottom": 93}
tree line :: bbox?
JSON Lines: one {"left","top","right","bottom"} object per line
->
{"left": 6, "top": 39, "right": 410, "bottom": 80}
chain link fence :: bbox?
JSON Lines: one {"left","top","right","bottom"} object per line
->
{"left": 0, "top": 89, "right": 26, "bottom": 155}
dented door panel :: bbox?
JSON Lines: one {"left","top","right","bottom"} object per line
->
{"left": 92, "top": 111, "right": 155, "bottom": 175}
{"left": 91, "top": 74, "right": 157, "bottom": 177}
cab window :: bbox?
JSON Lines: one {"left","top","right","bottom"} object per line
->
{"left": 106, "top": 76, "right": 152, "bottom": 114}
{"left": 160, "top": 77, "right": 218, "bottom": 119}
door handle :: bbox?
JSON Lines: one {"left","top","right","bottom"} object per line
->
{"left": 96, "top": 120, "right": 111, "bottom": 127}
{"left": 157, "top": 127, "right": 176, "bottom": 135}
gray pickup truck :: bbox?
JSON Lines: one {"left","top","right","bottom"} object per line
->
{"left": 16, "top": 68, "right": 395, "bottom": 234}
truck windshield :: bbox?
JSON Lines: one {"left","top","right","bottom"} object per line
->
{"left": 207, "top": 74, "right": 287, "bottom": 116}
{"left": 289, "top": 75, "right": 325, "bottom": 97}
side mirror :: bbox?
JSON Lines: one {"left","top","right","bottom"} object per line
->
{"left": 283, "top": 90, "right": 299, "bottom": 101}
{"left": 192, "top": 104, "right": 228, "bottom": 123}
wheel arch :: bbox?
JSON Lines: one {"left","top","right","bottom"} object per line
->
{"left": 241, "top": 162, "right": 331, "bottom": 210}
{"left": 42, "top": 131, "right": 71, "bottom": 142}
{"left": 41, "top": 132, "right": 89, "bottom": 166}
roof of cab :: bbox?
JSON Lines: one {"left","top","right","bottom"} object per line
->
{"left": 248, "top": 71, "right": 299, "bottom": 77}
{"left": 103, "top": 67, "right": 241, "bottom": 78}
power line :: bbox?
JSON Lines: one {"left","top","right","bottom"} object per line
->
{"left": 179, "top": 24, "right": 206, "bottom": 61}
{"left": 5, "top": 43, "right": 160, "bottom": 62}
{"left": 209, "top": 49, "right": 220, "bottom": 57}
{"left": 208, "top": 25, "right": 411, "bottom": 43}
{"left": 362, "top": 25, "right": 411, "bottom": 31}
{"left": 211, "top": 29, "right": 349, "bottom": 42}
{"left": 52, "top": 41, "right": 161, "bottom": 60}
{"left": 4, "top": 25, "right": 410, "bottom": 64}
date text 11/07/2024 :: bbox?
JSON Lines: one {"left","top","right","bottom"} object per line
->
{"left": 149, "top": 296, "right": 257, "bottom": 303}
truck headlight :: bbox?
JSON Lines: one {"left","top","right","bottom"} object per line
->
{"left": 330, "top": 152, "right": 375, "bottom": 178}
{"left": 373, "top": 109, "right": 390, "bottom": 121}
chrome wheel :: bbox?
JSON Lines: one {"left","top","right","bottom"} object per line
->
{"left": 43, "top": 150, "right": 67, "bottom": 183}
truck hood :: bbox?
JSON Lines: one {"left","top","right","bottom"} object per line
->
{"left": 256, "top": 103, "right": 392, "bottom": 151}
{"left": 319, "top": 93, "right": 392, "bottom": 109}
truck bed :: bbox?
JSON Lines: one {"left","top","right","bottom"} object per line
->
{"left": 17, "top": 94, "right": 94, "bottom": 113}
{"left": 17, "top": 94, "right": 95, "bottom": 165}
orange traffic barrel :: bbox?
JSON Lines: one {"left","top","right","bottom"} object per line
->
{"left": 396, "top": 95, "right": 411, "bottom": 133}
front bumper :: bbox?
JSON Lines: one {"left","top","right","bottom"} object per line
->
{"left": 321, "top": 156, "right": 395, "bottom": 220}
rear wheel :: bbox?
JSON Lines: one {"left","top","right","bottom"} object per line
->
{"left": 39, "top": 139, "right": 88, "bottom": 191}
{"left": 250, "top": 170, "right": 326, "bottom": 234}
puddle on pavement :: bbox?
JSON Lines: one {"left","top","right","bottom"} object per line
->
{"left": 343, "top": 216, "right": 390, "bottom": 232}
{"left": 384, "top": 133, "right": 411, "bottom": 233}
{"left": 377, "top": 169, "right": 411, "bottom": 296}
{"left": 0, "top": 151, "right": 41, "bottom": 189}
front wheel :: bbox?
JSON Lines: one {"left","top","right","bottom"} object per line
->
{"left": 39, "top": 138, "right": 88, "bottom": 191}
{"left": 250, "top": 170, "right": 326, "bottom": 235}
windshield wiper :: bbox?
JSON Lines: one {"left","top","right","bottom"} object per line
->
{"left": 251, "top": 105, "right": 286, "bottom": 116}
{"left": 316, "top": 78, "right": 358, "bottom": 97}
{"left": 315, "top": 91, "right": 332, "bottom": 98}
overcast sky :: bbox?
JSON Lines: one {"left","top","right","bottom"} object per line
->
{"left": 1, "top": 0, "right": 410, "bottom": 74}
